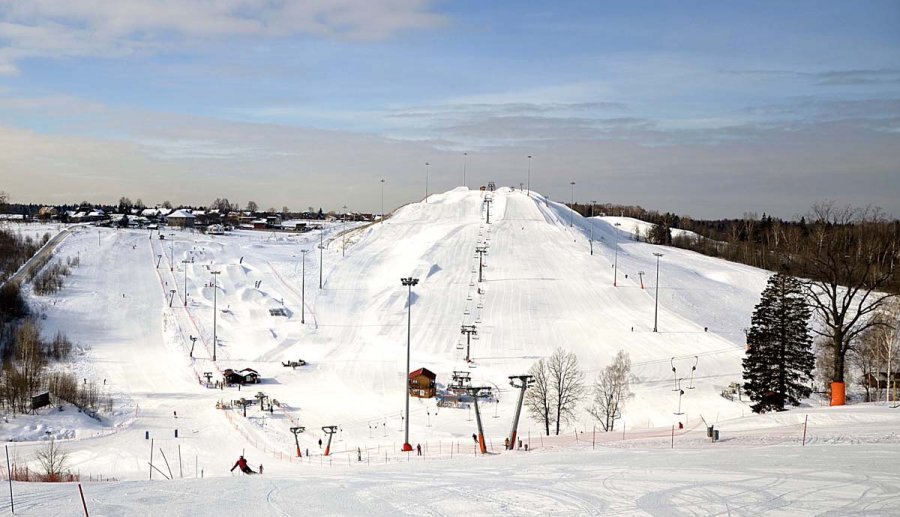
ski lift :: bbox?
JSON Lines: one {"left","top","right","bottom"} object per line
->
{"left": 477, "top": 302, "right": 483, "bottom": 309}
{"left": 456, "top": 341, "right": 464, "bottom": 350}
{"left": 467, "top": 293, "right": 473, "bottom": 301}
{"left": 464, "top": 308, "right": 470, "bottom": 315}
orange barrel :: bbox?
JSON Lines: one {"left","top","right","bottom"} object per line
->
{"left": 830, "top": 381, "right": 846, "bottom": 406}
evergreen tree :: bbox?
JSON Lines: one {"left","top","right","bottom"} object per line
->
{"left": 743, "top": 273, "right": 814, "bottom": 413}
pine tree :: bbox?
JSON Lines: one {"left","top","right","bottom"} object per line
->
{"left": 743, "top": 273, "right": 814, "bottom": 413}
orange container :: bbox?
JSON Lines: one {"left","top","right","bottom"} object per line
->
{"left": 830, "top": 381, "right": 846, "bottom": 406}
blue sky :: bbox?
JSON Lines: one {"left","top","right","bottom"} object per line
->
{"left": 0, "top": 1, "right": 898, "bottom": 217}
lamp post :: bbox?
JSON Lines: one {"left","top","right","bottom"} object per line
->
{"left": 589, "top": 200, "right": 596, "bottom": 255}
{"left": 211, "top": 270, "right": 221, "bottom": 361}
{"left": 569, "top": 181, "right": 575, "bottom": 226}
{"left": 342, "top": 205, "right": 348, "bottom": 257}
{"left": 318, "top": 226, "right": 324, "bottom": 290}
{"left": 400, "top": 276, "right": 419, "bottom": 452}
{"left": 653, "top": 252, "right": 663, "bottom": 332}
{"left": 463, "top": 152, "right": 468, "bottom": 187}
{"left": 526, "top": 155, "right": 532, "bottom": 196}
{"left": 380, "top": 178, "right": 385, "bottom": 224}
{"left": 613, "top": 222, "right": 621, "bottom": 286}
{"left": 425, "top": 162, "right": 430, "bottom": 203}
{"left": 181, "top": 259, "right": 190, "bottom": 306}
{"left": 300, "top": 250, "right": 309, "bottom": 324}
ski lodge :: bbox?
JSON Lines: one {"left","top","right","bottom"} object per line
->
{"left": 408, "top": 368, "right": 437, "bottom": 398}
{"left": 223, "top": 368, "right": 260, "bottom": 385}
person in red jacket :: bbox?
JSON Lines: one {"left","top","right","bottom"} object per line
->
{"left": 230, "top": 455, "right": 255, "bottom": 474}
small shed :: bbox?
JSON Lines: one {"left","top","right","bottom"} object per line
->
{"left": 408, "top": 368, "right": 437, "bottom": 398}
{"left": 223, "top": 368, "right": 261, "bottom": 385}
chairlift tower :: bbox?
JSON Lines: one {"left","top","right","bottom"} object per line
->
{"left": 322, "top": 425, "right": 338, "bottom": 456}
{"left": 460, "top": 325, "right": 477, "bottom": 363}
{"left": 465, "top": 386, "right": 492, "bottom": 454}
{"left": 475, "top": 246, "right": 488, "bottom": 283}
{"left": 484, "top": 196, "right": 493, "bottom": 224}
{"left": 289, "top": 426, "right": 306, "bottom": 457}
{"left": 507, "top": 375, "right": 534, "bottom": 450}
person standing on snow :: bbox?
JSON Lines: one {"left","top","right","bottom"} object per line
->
{"left": 230, "top": 455, "right": 255, "bottom": 475}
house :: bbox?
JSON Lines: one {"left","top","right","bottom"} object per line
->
{"left": 408, "top": 367, "right": 437, "bottom": 398}
{"left": 251, "top": 219, "right": 268, "bottom": 230}
{"left": 166, "top": 209, "right": 196, "bottom": 228}
{"left": 864, "top": 372, "right": 900, "bottom": 389}
{"left": 223, "top": 368, "right": 260, "bottom": 385}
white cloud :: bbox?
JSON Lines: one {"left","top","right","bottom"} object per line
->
{"left": 0, "top": 0, "right": 445, "bottom": 73}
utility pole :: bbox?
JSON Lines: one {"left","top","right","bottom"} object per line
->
{"left": 613, "top": 222, "right": 622, "bottom": 286}
{"left": 290, "top": 426, "right": 306, "bottom": 457}
{"left": 400, "top": 277, "right": 419, "bottom": 452}
{"left": 300, "top": 250, "right": 309, "bottom": 324}
{"left": 463, "top": 152, "right": 468, "bottom": 187}
{"left": 569, "top": 181, "right": 575, "bottom": 226}
{"left": 425, "top": 162, "right": 430, "bottom": 203}
{"left": 526, "top": 155, "right": 532, "bottom": 196}
{"left": 460, "top": 325, "right": 477, "bottom": 363}
{"left": 211, "top": 270, "right": 221, "bottom": 361}
{"left": 653, "top": 252, "right": 664, "bottom": 332}
{"left": 484, "top": 196, "right": 493, "bottom": 224}
{"left": 466, "top": 386, "right": 491, "bottom": 454}
{"left": 475, "top": 245, "right": 488, "bottom": 282}
{"left": 181, "top": 259, "right": 190, "bottom": 306}
{"left": 322, "top": 426, "right": 338, "bottom": 456}
{"left": 507, "top": 375, "right": 534, "bottom": 449}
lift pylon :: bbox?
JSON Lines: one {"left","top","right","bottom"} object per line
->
{"left": 322, "top": 425, "right": 338, "bottom": 456}
{"left": 507, "top": 375, "right": 534, "bottom": 450}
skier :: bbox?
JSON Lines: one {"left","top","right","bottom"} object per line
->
{"left": 357, "top": 447, "right": 362, "bottom": 462}
{"left": 318, "top": 438, "right": 322, "bottom": 448}
{"left": 472, "top": 433, "right": 477, "bottom": 444}
{"left": 416, "top": 444, "right": 422, "bottom": 456}
{"left": 259, "top": 464, "right": 264, "bottom": 475}
{"left": 504, "top": 437, "right": 510, "bottom": 450}
{"left": 230, "top": 455, "right": 255, "bottom": 475}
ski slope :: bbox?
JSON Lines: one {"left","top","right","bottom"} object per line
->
{"left": 7, "top": 188, "right": 787, "bottom": 481}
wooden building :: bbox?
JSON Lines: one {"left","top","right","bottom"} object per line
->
{"left": 408, "top": 367, "right": 437, "bottom": 398}
{"left": 223, "top": 368, "right": 260, "bottom": 385}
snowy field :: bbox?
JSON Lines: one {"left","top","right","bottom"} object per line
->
{"left": 4, "top": 187, "right": 899, "bottom": 514}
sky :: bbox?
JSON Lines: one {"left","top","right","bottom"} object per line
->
{"left": 0, "top": 0, "right": 898, "bottom": 219}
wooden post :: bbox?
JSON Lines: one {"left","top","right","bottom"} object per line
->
{"left": 78, "top": 483, "right": 89, "bottom": 516}
{"left": 802, "top": 415, "right": 808, "bottom": 446}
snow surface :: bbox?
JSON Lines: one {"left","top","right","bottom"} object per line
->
{"left": 4, "top": 188, "right": 899, "bottom": 514}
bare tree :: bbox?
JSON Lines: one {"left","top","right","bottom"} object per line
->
{"left": 524, "top": 358, "right": 553, "bottom": 436}
{"left": 547, "top": 347, "right": 585, "bottom": 435}
{"left": 588, "top": 350, "right": 632, "bottom": 431}
{"left": 36, "top": 438, "right": 68, "bottom": 481}
{"left": 246, "top": 200, "right": 259, "bottom": 213}
{"left": 789, "top": 202, "right": 897, "bottom": 387}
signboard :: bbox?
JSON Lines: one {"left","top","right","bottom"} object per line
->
{"left": 31, "top": 392, "right": 51, "bottom": 411}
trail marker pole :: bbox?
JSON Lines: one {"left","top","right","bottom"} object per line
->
{"left": 5, "top": 445, "right": 13, "bottom": 514}
{"left": 78, "top": 483, "right": 89, "bottom": 516}
{"left": 802, "top": 415, "right": 808, "bottom": 446}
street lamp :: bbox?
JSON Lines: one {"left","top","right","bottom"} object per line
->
{"left": 425, "top": 162, "right": 430, "bottom": 203}
{"left": 463, "top": 152, "right": 468, "bottom": 188}
{"left": 318, "top": 226, "right": 324, "bottom": 290}
{"left": 300, "top": 250, "right": 309, "bottom": 324}
{"left": 380, "top": 178, "right": 385, "bottom": 224}
{"left": 653, "top": 252, "right": 663, "bottom": 332}
{"left": 613, "top": 222, "right": 621, "bottom": 286}
{"left": 400, "top": 276, "right": 419, "bottom": 453}
{"left": 526, "top": 155, "right": 532, "bottom": 196}
{"left": 211, "top": 270, "right": 221, "bottom": 361}
{"left": 569, "top": 181, "right": 575, "bottom": 227}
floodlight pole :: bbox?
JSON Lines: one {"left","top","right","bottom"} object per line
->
{"left": 613, "top": 222, "right": 622, "bottom": 286}
{"left": 322, "top": 426, "right": 338, "bottom": 456}
{"left": 475, "top": 246, "right": 488, "bottom": 282}
{"left": 425, "top": 162, "right": 430, "bottom": 203}
{"left": 526, "top": 155, "right": 532, "bottom": 196}
{"left": 653, "top": 252, "right": 663, "bottom": 332}
{"left": 461, "top": 325, "right": 477, "bottom": 363}
{"left": 463, "top": 152, "right": 468, "bottom": 187}
{"left": 508, "top": 375, "right": 534, "bottom": 449}
{"left": 380, "top": 179, "right": 385, "bottom": 224}
{"left": 300, "top": 249, "right": 309, "bottom": 324}
{"left": 569, "top": 182, "right": 575, "bottom": 226}
{"left": 318, "top": 227, "right": 324, "bottom": 289}
{"left": 589, "top": 201, "right": 596, "bottom": 255}
{"left": 181, "top": 259, "right": 190, "bottom": 306}
{"left": 211, "top": 270, "right": 221, "bottom": 361}
{"left": 290, "top": 426, "right": 306, "bottom": 457}
{"left": 400, "top": 277, "right": 419, "bottom": 452}
{"left": 466, "top": 386, "right": 490, "bottom": 454}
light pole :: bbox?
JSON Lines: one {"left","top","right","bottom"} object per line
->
{"left": 380, "top": 178, "right": 385, "bottom": 224}
{"left": 613, "top": 222, "right": 621, "bottom": 286}
{"left": 318, "top": 226, "right": 324, "bottom": 290}
{"left": 424, "top": 162, "right": 430, "bottom": 203}
{"left": 589, "top": 200, "right": 596, "bottom": 255}
{"left": 300, "top": 250, "right": 309, "bottom": 324}
{"left": 463, "top": 152, "right": 468, "bottom": 187}
{"left": 526, "top": 155, "right": 532, "bottom": 196}
{"left": 181, "top": 259, "right": 190, "bottom": 306}
{"left": 211, "top": 270, "right": 221, "bottom": 361}
{"left": 400, "top": 277, "right": 419, "bottom": 452}
{"left": 653, "top": 252, "right": 663, "bottom": 332}
{"left": 170, "top": 244, "right": 175, "bottom": 271}
{"left": 569, "top": 181, "right": 575, "bottom": 226}
{"left": 342, "top": 205, "right": 347, "bottom": 257}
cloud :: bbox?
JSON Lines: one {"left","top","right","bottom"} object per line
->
{"left": 722, "top": 68, "right": 900, "bottom": 86}
{"left": 0, "top": 0, "right": 446, "bottom": 73}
